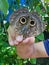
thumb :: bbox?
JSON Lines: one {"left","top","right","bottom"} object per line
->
{"left": 23, "top": 37, "right": 35, "bottom": 44}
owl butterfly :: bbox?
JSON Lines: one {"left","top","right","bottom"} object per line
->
{"left": 9, "top": 8, "right": 46, "bottom": 39}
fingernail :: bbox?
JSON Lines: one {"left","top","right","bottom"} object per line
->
{"left": 9, "top": 41, "right": 14, "bottom": 46}
{"left": 16, "top": 35, "right": 23, "bottom": 42}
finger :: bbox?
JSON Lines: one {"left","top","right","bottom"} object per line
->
{"left": 8, "top": 26, "right": 23, "bottom": 42}
{"left": 14, "top": 40, "right": 19, "bottom": 45}
{"left": 8, "top": 32, "right": 20, "bottom": 46}
{"left": 8, "top": 26, "right": 23, "bottom": 45}
{"left": 16, "top": 35, "right": 23, "bottom": 42}
{"left": 8, "top": 34, "right": 15, "bottom": 46}
{"left": 8, "top": 26, "right": 16, "bottom": 45}
{"left": 7, "top": 26, "right": 16, "bottom": 40}
{"left": 23, "top": 37, "right": 35, "bottom": 44}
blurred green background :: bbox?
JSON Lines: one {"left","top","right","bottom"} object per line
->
{"left": 0, "top": 0, "right": 49, "bottom": 65}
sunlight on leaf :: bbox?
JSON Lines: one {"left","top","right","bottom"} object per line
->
{"left": 0, "top": 0, "right": 9, "bottom": 15}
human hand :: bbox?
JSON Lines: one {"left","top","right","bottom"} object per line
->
{"left": 7, "top": 26, "right": 36, "bottom": 59}
{"left": 16, "top": 37, "right": 36, "bottom": 59}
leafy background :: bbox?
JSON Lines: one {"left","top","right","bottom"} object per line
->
{"left": 0, "top": 0, "right": 49, "bottom": 65}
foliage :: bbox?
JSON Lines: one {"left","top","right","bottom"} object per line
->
{"left": 0, "top": 0, "right": 9, "bottom": 16}
{"left": 0, "top": 0, "right": 49, "bottom": 65}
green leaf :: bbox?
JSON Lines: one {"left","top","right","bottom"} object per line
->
{"left": 30, "top": 58, "right": 36, "bottom": 64}
{"left": 0, "top": 0, "right": 9, "bottom": 15}
{"left": 36, "top": 33, "right": 44, "bottom": 41}
{"left": 44, "top": 0, "right": 49, "bottom": 3}
{"left": 17, "top": 0, "right": 20, "bottom": 3}
{"left": 36, "top": 6, "right": 41, "bottom": 13}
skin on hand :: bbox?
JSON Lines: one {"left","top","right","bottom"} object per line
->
{"left": 33, "top": 42, "right": 48, "bottom": 58}
{"left": 16, "top": 37, "right": 36, "bottom": 58}
{"left": 16, "top": 39, "right": 48, "bottom": 58}
{"left": 7, "top": 26, "right": 48, "bottom": 59}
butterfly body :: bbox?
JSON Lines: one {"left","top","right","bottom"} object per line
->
{"left": 9, "top": 8, "right": 46, "bottom": 39}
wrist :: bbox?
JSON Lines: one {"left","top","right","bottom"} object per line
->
{"left": 33, "top": 42, "right": 48, "bottom": 58}
{"left": 30, "top": 43, "right": 38, "bottom": 58}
